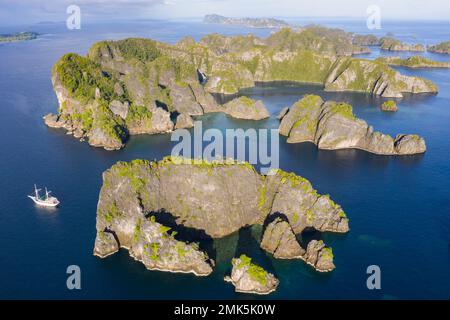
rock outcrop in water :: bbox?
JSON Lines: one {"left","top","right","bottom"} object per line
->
{"left": 93, "top": 157, "right": 349, "bottom": 277}
{"left": 259, "top": 216, "right": 336, "bottom": 272}
{"left": 380, "top": 100, "right": 398, "bottom": 112}
{"left": 279, "top": 95, "right": 426, "bottom": 155}
{"left": 175, "top": 113, "right": 194, "bottom": 129}
{"left": 301, "top": 240, "right": 335, "bottom": 272}
{"left": 224, "top": 255, "right": 279, "bottom": 294}
{"left": 380, "top": 37, "right": 425, "bottom": 52}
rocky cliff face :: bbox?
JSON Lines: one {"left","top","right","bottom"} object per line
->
{"left": 260, "top": 216, "right": 305, "bottom": 259}
{"left": 187, "top": 30, "right": 436, "bottom": 97}
{"left": 380, "top": 100, "right": 398, "bottom": 112}
{"left": 279, "top": 95, "right": 426, "bottom": 155}
{"left": 94, "top": 157, "right": 349, "bottom": 276}
{"left": 259, "top": 214, "right": 337, "bottom": 272}
{"left": 224, "top": 255, "right": 279, "bottom": 295}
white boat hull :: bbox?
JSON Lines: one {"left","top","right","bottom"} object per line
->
{"left": 28, "top": 195, "right": 59, "bottom": 207}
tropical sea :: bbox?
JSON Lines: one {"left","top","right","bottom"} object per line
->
{"left": 0, "top": 18, "right": 449, "bottom": 299}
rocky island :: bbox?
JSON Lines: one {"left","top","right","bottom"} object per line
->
{"left": 93, "top": 157, "right": 350, "bottom": 290}
{"left": 0, "top": 31, "right": 38, "bottom": 43}
{"left": 222, "top": 96, "right": 269, "bottom": 120}
{"left": 279, "top": 95, "right": 426, "bottom": 155}
{"left": 203, "top": 14, "right": 289, "bottom": 29}
{"left": 428, "top": 41, "right": 450, "bottom": 54}
{"left": 224, "top": 255, "right": 279, "bottom": 294}
{"left": 376, "top": 56, "right": 450, "bottom": 69}
{"left": 46, "top": 28, "right": 437, "bottom": 150}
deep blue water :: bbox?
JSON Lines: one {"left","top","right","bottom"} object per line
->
{"left": 0, "top": 19, "right": 449, "bottom": 299}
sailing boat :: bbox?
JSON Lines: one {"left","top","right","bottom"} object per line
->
{"left": 28, "top": 184, "right": 60, "bottom": 207}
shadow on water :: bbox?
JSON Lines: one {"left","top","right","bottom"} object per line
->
{"left": 145, "top": 209, "right": 215, "bottom": 260}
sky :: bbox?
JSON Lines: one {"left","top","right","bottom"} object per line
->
{"left": 0, "top": 0, "right": 449, "bottom": 26}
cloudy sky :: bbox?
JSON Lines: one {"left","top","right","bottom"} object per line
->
{"left": 0, "top": 0, "right": 449, "bottom": 26}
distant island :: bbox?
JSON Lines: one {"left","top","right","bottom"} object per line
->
{"left": 203, "top": 14, "right": 289, "bottom": 28}
{"left": 0, "top": 32, "right": 38, "bottom": 43}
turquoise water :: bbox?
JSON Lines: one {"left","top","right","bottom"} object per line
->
{"left": 0, "top": 19, "right": 449, "bottom": 299}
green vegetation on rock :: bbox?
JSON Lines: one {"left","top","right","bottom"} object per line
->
{"left": 321, "top": 246, "right": 334, "bottom": 261}
{"left": 376, "top": 56, "right": 450, "bottom": 68}
{"left": 236, "top": 254, "right": 268, "bottom": 286}
{"left": 381, "top": 100, "right": 398, "bottom": 112}
{"left": 329, "top": 102, "right": 356, "bottom": 120}
{"left": 126, "top": 105, "right": 153, "bottom": 127}
{"left": 104, "top": 201, "right": 121, "bottom": 224}
{"left": 114, "top": 159, "right": 150, "bottom": 193}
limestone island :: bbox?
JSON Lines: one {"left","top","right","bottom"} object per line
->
{"left": 203, "top": 14, "right": 289, "bottom": 29}
{"left": 379, "top": 37, "right": 425, "bottom": 52}
{"left": 380, "top": 100, "right": 398, "bottom": 112}
{"left": 279, "top": 95, "right": 426, "bottom": 155}
{"left": 45, "top": 27, "right": 437, "bottom": 150}
{"left": 376, "top": 56, "right": 450, "bottom": 69}
{"left": 0, "top": 31, "right": 38, "bottom": 43}
{"left": 224, "top": 255, "right": 279, "bottom": 295}
{"left": 428, "top": 41, "right": 450, "bottom": 55}
{"left": 353, "top": 35, "right": 426, "bottom": 53}
{"left": 93, "top": 157, "right": 350, "bottom": 292}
